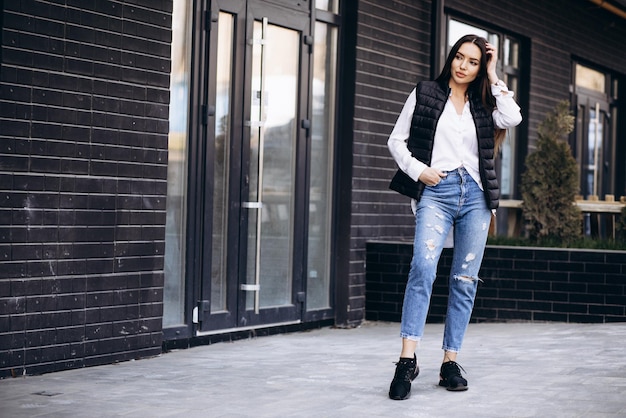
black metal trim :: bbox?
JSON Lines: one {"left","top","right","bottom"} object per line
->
{"left": 332, "top": 0, "right": 357, "bottom": 326}
{"left": 162, "top": 319, "right": 334, "bottom": 351}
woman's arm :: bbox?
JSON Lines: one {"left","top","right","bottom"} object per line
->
{"left": 387, "top": 88, "right": 427, "bottom": 182}
{"left": 491, "top": 83, "right": 523, "bottom": 129}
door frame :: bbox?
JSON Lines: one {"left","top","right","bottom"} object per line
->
{"left": 196, "top": 0, "right": 311, "bottom": 333}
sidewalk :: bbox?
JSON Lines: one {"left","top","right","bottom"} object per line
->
{"left": 1, "top": 321, "right": 625, "bottom": 417}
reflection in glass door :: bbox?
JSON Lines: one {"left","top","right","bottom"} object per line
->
{"left": 244, "top": 19, "right": 299, "bottom": 312}
{"left": 210, "top": 11, "right": 234, "bottom": 315}
{"left": 164, "top": 0, "right": 192, "bottom": 329}
{"left": 306, "top": 21, "right": 337, "bottom": 311}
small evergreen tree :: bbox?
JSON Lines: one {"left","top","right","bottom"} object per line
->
{"left": 520, "top": 101, "right": 582, "bottom": 244}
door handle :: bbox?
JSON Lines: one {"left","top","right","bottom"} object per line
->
{"left": 242, "top": 201, "right": 263, "bottom": 209}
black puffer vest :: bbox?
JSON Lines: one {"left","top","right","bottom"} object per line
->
{"left": 389, "top": 80, "right": 500, "bottom": 210}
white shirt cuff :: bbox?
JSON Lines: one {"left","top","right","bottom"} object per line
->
{"left": 406, "top": 158, "right": 427, "bottom": 182}
{"left": 491, "top": 81, "right": 514, "bottom": 98}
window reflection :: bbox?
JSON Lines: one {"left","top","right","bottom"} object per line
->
{"left": 246, "top": 20, "right": 299, "bottom": 310}
{"left": 307, "top": 22, "right": 337, "bottom": 310}
{"left": 164, "top": 0, "right": 191, "bottom": 327}
{"left": 211, "top": 12, "right": 235, "bottom": 313}
{"left": 586, "top": 107, "right": 604, "bottom": 197}
{"left": 448, "top": 20, "right": 488, "bottom": 46}
{"left": 504, "top": 38, "right": 519, "bottom": 68}
{"left": 576, "top": 64, "right": 606, "bottom": 93}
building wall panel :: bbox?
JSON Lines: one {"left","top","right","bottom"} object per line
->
{"left": 0, "top": 0, "right": 172, "bottom": 378}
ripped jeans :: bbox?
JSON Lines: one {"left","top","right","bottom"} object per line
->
{"left": 400, "top": 166, "right": 492, "bottom": 352}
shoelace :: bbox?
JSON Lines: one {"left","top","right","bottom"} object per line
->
{"left": 394, "top": 360, "right": 416, "bottom": 381}
{"left": 442, "top": 361, "right": 466, "bottom": 378}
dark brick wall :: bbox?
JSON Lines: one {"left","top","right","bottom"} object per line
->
{"left": 349, "top": 0, "right": 626, "bottom": 325}
{"left": 366, "top": 242, "right": 626, "bottom": 323}
{"left": 0, "top": 0, "right": 171, "bottom": 377}
{"left": 348, "top": 0, "right": 432, "bottom": 325}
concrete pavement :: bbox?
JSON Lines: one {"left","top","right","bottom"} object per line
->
{"left": 1, "top": 321, "right": 625, "bottom": 417}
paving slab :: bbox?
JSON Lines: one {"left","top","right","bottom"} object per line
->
{"left": 1, "top": 321, "right": 625, "bottom": 417}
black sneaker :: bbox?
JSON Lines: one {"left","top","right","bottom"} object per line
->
{"left": 388, "top": 354, "right": 419, "bottom": 400}
{"left": 438, "top": 360, "right": 468, "bottom": 391}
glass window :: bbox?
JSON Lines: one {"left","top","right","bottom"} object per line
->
{"left": 576, "top": 64, "right": 606, "bottom": 93}
{"left": 504, "top": 37, "right": 519, "bottom": 68}
{"left": 316, "top": 0, "right": 340, "bottom": 13}
{"left": 164, "top": 0, "right": 192, "bottom": 327}
{"left": 574, "top": 64, "right": 612, "bottom": 200}
{"left": 307, "top": 21, "right": 337, "bottom": 310}
{"left": 500, "top": 36, "right": 521, "bottom": 198}
{"left": 448, "top": 20, "right": 489, "bottom": 44}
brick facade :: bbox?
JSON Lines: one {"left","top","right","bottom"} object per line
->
{"left": 366, "top": 242, "right": 626, "bottom": 324}
{"left": 0, "top": 0, "right": 172, "bottom": 377}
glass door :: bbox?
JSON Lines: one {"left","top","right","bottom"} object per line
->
{"left": 244, "top": 16, "right": 299, "bottom": 313}
{"left": 198, "top": 0, "right": 309, "bottom": 332}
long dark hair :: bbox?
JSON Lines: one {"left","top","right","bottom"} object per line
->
{"left": 436, "top": 34, "right": 506, "bottom": 152}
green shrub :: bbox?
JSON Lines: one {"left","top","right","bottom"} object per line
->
{"left": 520, "top": 101, "right": 582, "bottom": 245}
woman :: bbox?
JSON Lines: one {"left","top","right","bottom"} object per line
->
{"left": 387, "top": 35, "right": 522, "bottom": 400}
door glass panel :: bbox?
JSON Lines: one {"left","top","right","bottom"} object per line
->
{"left": 246, "top": 20, "right": 299, "bottom": 310}
{"left": 164, "top": 0, "right": 192, "bottom": 327}
{"left": 307, "top": 21, "right": 337, "bottom": 310}
{"left": 211, "top": 12, "right": 235, "bottom": 313}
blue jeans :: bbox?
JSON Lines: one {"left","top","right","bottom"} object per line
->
{"left": 400, "top": 166, "right": 492, "bottom": 352}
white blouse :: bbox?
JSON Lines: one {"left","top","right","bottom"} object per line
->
{"left": 388, "top": 82, "right": 523, "bottom": 190}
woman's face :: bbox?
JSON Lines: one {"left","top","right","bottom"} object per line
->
{"left": 450, "top": 42, "right": 482, "bottom": 86}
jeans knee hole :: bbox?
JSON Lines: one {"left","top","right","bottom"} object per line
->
{"left": 454, "top": 275, "right": 483, "bottom": 284}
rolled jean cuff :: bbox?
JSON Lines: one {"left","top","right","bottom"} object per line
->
{"left": 400, "top": 333, "right": 421, "bottom": 342}
{"left": 442, "top": 345, "right": 460, "bottom": 353}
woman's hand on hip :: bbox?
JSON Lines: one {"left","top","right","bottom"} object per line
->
{"left": 419, "top": 168, "right": 447, "bottom": 186}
